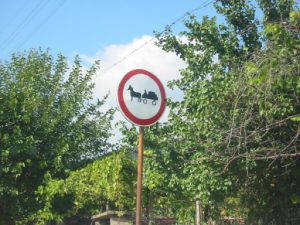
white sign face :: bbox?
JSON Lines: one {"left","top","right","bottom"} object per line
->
{"left": 117, "top": 69, "right": 166, "bottom": 126}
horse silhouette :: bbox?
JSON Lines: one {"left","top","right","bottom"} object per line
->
{"left": 128, "top": 85, "right": 141, "bottom": 102}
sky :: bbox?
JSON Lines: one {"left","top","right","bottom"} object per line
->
{"left": 0, "top": 0, "right": 218, "bottom": 140}
{"left": 0, "top": 0, "right": 217, "bottom": 59}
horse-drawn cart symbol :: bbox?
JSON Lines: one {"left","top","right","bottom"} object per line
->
{"left": 142, "top": 90, "right": 158, "bottom": 105}
{"left": 128, "top": 85, "right": 158, "bottom": 105}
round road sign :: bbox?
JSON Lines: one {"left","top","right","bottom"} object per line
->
{"left": 117, "top": 69, "right": 166, "bottom": 126}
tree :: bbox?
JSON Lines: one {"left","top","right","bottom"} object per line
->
{"left": 0, "top": 49, "right": 114, "bottom": 224}
{"left": 156, "top": 0, "right": 300, "bottom": 223}
{"left": 31, "top": 122, "right": 185, "bottom": 224}
{"left": 31, "top": 151, "right": 136, "bottom": 224}
{"left": 120, "top": 123, "right": 193, "bottom": 222}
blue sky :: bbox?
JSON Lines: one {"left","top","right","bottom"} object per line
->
{"left": 0, "top": 0, "right": 217, "bottom": 139}
{"left": 0, "top": 0, "right": 217, "bottom": 60}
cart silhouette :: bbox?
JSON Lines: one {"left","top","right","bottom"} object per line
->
{"left": 142, "top": 90, "right": 158, "bottom": 105}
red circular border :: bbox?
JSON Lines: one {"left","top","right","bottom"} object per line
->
{"left": 117, "top": 69, "right": 166, "bottom": 126}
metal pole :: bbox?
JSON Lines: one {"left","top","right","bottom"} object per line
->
{"left": 136, "top": 127, "right": 144, "bottom": 225}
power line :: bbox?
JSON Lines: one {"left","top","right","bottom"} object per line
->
{"left": 0, "top": 0, "right": 50, "bottom": 51}
{"left": 0, "top": 0, "right": 66, "bottom": 57}
{"left": 99, "top": 0, "right": 215, "bottom": 75}
{"left": 12, "top": 0, "right": 67, "bottom": 53}
{"left": 100, "top": 36, "right": 156, "bottom": 75}
{"left": 0, "top": 0, "right": 29, "bottom": 35}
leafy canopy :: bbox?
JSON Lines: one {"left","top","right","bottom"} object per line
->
{"left": 155, "top": 0, "right": 300, "bottom": 223}
{"left": 0, "top": 49, "right": 114, "bottom": 224}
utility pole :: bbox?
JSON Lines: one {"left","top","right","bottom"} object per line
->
{"left": 196, "top": 199, "right": 202, "bottom": 225}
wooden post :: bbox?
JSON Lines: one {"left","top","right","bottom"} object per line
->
{"left": 136, "top": 127, "right": 144, "bottom": 225}
{"left": 196, "top": 199, "right": 201, "bottom": 225}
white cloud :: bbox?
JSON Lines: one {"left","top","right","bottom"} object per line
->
{"left": 80, "top": 35, "right": 186, "bottom": 142}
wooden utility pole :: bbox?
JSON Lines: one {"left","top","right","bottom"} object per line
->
{"left": 136, "top": 127, "right": 144, "bottom": 225}
{"left": 196, "top": 199, "right": 202, "bottom": 225}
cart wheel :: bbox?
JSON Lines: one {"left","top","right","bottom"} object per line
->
{"left": 152, "top": 100, "right": 156, "bottom": 105}
{"left": 143, "top": 99, "right": 147, "bottom": 104}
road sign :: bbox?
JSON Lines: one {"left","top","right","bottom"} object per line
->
{"left": 117, "top": 69, "right": 166, "bottom": 126}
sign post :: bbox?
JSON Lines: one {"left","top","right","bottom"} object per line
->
{"left": 117, "top": 69, "right": 166, "bottom": 225}
{"left": 136, "top": 127, "right": 144, "bottom": 225}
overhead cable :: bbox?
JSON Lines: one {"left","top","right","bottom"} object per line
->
{"left": 100, "top": 0, "right": 215, "bottom": 75}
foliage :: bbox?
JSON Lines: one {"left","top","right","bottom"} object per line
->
{"left": 155, "top": 0, "right": 300, "bottom": 223}
{"left": 32, "top": 123, "right": 188, "bottom": 224}
{"left": 120, "top": 124, "right": 194, "bottom": 222}
{"left": 29, "top": 151, "right": 136, "bottom": 224}
{"left": 1, "top": 1, "right": 300, "bottom": 224}
{"left": 0, "top": 49, "right": 114, "bottom": 224}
